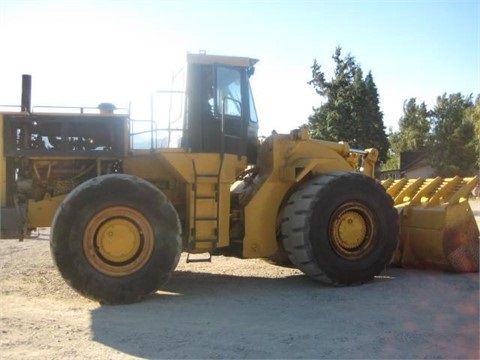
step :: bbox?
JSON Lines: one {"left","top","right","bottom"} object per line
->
{"left": 195, "top": 195, "right": 217, "bottom": 200}
{"left": 186, "top": 252, "right": 212, "bottom": 263}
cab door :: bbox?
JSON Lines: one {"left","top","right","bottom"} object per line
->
{"left": 184, "top": 62, "right": 258, "bottom": 160}
{"left": 214, "top": 65, "right": 244, "bottom": 156}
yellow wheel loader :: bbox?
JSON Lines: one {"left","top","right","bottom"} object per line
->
{"left": 0, "top": 53, "right": 478, "bottom": 304}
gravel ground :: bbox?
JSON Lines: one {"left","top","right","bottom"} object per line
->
{"left": 0, "top": 200, "right": 479, "bottom": 359}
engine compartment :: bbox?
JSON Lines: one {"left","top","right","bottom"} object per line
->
{"left": 1, "top": 112, "right": 128, "bottom": 236}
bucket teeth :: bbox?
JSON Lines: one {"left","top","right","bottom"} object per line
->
{"left": 382, "top": 176, "right": 478, "bottom": 206}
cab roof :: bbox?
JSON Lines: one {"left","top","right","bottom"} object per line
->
{"left": 186, "top": 53, "right": 258, "bottom": 68}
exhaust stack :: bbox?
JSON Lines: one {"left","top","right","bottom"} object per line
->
{"left": 21, "top": 74, "right": 32, "bottom": 112}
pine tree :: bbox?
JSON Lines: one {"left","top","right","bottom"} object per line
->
{"left": 359, "top": 72, "right": 389, "bottom": 160}
{"left": 308, "top": 47, "right": 389, "bottom": 163}
{"left": 388, "top": 98, "right": 430, "bottom": 154}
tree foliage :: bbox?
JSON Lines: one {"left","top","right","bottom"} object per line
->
{"left": 307, "top": 47, "right": 389, "bottom": 163}
{"left": 464, "top": 95, "right": 480, "bottom": 168}
{"left": 392, "top": 98, "right": 430, "bottom": 151}
{"left": 384, "top": 98, "right": 430, "bottom": 170}
{"left": 429, "top": 93, "right": 478, "bottom": 177}
{"left": 306, "top": 47, "right": 478, "bottom": 177}
{"left": 385, "top": 93, "right": 479, "bottom": 177}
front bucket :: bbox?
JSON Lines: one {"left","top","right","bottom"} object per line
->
{"left": 382, "top": 176, "right": 479, "bottom": 272}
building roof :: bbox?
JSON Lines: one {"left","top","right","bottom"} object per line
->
{"left": 400, "top": 151, "right": 428, "bottom": 172}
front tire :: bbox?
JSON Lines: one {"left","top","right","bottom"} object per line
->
{"left": 50, "top": 174, "right": 182, "bottom": 304}
{"left": 281, "top": 172, "right": 398, "bottom": 285}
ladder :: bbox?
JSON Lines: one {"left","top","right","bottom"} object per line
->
{"left": 187, "top": 155, "right": 224, "bottom": 263}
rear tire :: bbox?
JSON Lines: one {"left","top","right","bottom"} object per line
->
{"left": 281, "top": 172, "right": 398, "bottom": 285}
{"left": 50, "top": 174, "right": 182, "bottom": 304}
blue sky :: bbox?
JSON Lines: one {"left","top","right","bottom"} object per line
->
{"left": 0, "top": 0, "right": 478, "bottom": 136}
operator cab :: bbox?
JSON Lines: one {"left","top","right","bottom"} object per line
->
{"left": 182, "top": 53, "right": 259, "bottom": 163}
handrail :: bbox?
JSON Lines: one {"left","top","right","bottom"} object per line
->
{"left": 33, "top": 105, "right": 129, "bottom": 114}
{"left": 129, "top": 119, "right": 158, "bottom": 149}
{"left": 129, "top": 89, "right": 185, "bottom": 151}
{"left": 1, "top": 104, "right": 129, "bottom": 114}
{"left": 155, "top": 90, "right": 185, "bottom": 147}
{"left": 0, "top": 104, "right": 21, "bottom": 109}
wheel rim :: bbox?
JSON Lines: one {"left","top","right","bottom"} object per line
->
{"left": 83, "top": 206, "right": 154, "bottom": 276}
{"left": 329, "top": 201, "right": 377, "bottom": 260}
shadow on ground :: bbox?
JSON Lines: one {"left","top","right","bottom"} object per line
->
{"left": 90, "top": 268, "right": 479, "bottom": 359}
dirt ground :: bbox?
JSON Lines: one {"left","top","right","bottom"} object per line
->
{"left": 1, "top": 201, "right": 479, "bottom": 359}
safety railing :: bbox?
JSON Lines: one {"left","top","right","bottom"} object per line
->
{"left": 129, "top": 90, "right": 185, "bottom": 151}
{"left": 0, "top": 104, "right": 129, "bottom": 114}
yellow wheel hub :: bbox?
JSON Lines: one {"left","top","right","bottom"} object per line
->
{"left": 330, "top": 202, "right": 376, "bottom": 260}
{"left": 83, "top": 206, "right": 154, "bottom": 276}
{"left": 332, "top": 211, "right": 367, "bottom": 250}
{"left": 96, "top": 218, "right": 141, "bottom": 263}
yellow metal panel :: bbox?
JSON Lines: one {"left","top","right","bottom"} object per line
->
{"left": 158, "top": 151, "right": 246, "bottom": 183}
{"left": 125, "top": 150, "right": 247, "bottom": 252}
{"left": 127, "top": 150, "right": 245, "bottom": 183}
{"left": 397, "top": 201, "right": 479, "bottom": 271}
{"left": 400, "top": 228, "right": 448, "bottom": 268}
{"left": 27, "top": 195, "right": 66, "bottom": 228}
{"left": 123, "top": 153, "right": 177, "bottom": 182}
{"left": 243, "top": 181, "right": 292, "bottom": 258}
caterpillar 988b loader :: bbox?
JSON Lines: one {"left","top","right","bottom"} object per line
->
{"left": 1, "top": 53, "right": 478, "bottom": 304}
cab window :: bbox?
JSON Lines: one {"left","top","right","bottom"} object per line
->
{"left": 216, "top": 67, "right": 242, "bottom": 117}
{"left": 248, "top": 82, "right": 258, "bottom": 123}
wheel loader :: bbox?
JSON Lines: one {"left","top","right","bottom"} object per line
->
{"left": 0, "top": 53, "right": 478, "bottom": 304}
